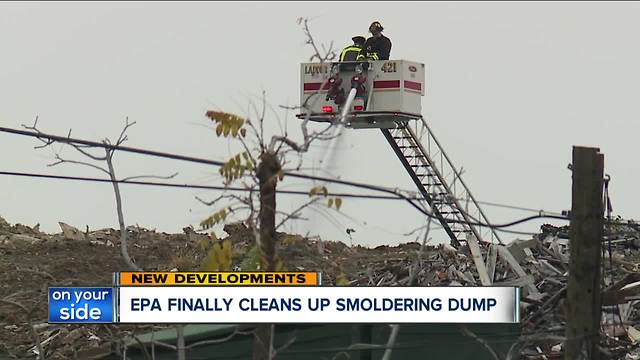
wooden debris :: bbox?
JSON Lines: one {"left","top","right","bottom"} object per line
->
{"left": 496, "top": 245, "right": 540, "bottom": 296}
{"left": 58, "top": 222, "right": 86, "bottom": 241}
{"left": 466, "top": 234, "right": 491, "bottom": 285}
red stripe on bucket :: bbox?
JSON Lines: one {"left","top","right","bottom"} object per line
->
{"left": 373, "top": 80, "right": 400, "bottom": 89}
{"left": 404, "top": 81, "right": 422, "bottom": 91}
{"left": 303, "top": 82, "right": 330, "bottom": 91}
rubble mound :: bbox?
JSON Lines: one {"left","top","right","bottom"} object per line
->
{"left": 2, "top": 219, "right": 640, "bottom": 359}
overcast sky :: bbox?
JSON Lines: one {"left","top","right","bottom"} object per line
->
{"left": 1, "top": 2, "right": 638, "bottom": 246}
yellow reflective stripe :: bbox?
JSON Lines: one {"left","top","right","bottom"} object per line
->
{"left": 356, "top": 52, "right": 379, "bottom": 61}
{"left": 340, "top": 47, "right": 362, "bottom": 61}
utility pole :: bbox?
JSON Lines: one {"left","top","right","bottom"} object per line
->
{"left": 565, "top": 146, "right": 604, "bottom": 360}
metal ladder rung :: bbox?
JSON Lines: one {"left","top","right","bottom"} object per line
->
{"left": 383, "top": 125, "right": 500, "bottom": 249}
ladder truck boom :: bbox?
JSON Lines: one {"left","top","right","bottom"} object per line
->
{"left": 297, "top": 60, "right": 502, "bottom": 261}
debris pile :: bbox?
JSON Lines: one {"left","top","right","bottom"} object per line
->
{"left": 498, "top": 222, "right": 640, "bottom": 359}
{"left": 3, "top": 216, "right": 640, "bottom": 359}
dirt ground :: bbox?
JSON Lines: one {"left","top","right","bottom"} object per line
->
{"left": 0, "top": 221, "right": 204, "bottom": 359}
{"left": 0, "top": 218, "right": 434, "bottom": 359}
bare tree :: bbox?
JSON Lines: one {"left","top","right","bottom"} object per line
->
{"left": 202, "top": 97, "right": 342, "bottom": 360}
{"left": 23, "top": 117, "right": 177, "bottom": 271}
{"left": 197, "top": 17, "right": 343, "bottom": 360}
{"left": 23, "top": 117, "right": 186, "bottom": 360}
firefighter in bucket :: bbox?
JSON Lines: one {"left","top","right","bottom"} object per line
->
{"left": 358, "top": 21, "right": 392, "bottom": 61}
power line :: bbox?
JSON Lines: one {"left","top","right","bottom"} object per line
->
{"left": 0, "top": 126, "right": 432, "bottom": 198}
{"left": 0, "top": 126, "right": 570, "bottom": 230}
{"left": 0, "top": 126, "right": 564, "bottom": 216}
{"left": 0, "top": 126, "right": 228, "bottom": 167}
{"left": 0, "top": 169, "right": 569, "bottom": 231}
{"left": 0, "top": 170, "right": 548, "bottom": 238}
{"left": 0, "top": 170, "right": 416, "bottom": 200}
{"left": 0, "top": 168, "right": 564, "bottom": 215}
{"left": 453, "top": 198, "right": 565, "bottom": 217}
{"left": 481, "top": 228, "right": 539, "bottom": 236}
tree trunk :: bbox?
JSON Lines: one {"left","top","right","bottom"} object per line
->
{"left": 105, "top": 149, "right": 141, "bottom": 271}
{"left": 253, "top": 151, "right": 281, "bottom": 360}
{"left": 257, "top": 151, "right": 279, "bottom": 271}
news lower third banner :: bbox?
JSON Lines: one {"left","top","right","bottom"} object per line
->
{"left": 48, "top": 272, "right": 520, "bottom": 324}
{"left": 117, "top": 271, "right": 320, "bottom": 286}
{"left": 48, "top": 287, "right": 115, "bottom": 323}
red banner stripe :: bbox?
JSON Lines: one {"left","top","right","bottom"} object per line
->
{"left": 303, "top": 83, "right": 321, "bottom": 91}
{"left": 404, "top": 81, "right": 422, "bottom": 91}
{"left": 373, "top": 80, "right": 400, "bottom": 89}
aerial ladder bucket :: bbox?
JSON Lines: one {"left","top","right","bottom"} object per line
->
{"left": 297, "top": 59, "right": 501, "bottom": 242}
{"left": 297, "top": 60, "right": 511, "bottom": 286}
{"left": 295, "top": 60, "right": 548, "bottom": 288}
{"left": 298, "top": 60, "right": 424, "bottom": 128}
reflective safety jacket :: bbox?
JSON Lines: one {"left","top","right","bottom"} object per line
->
{"left": 356, "top": 52, "right": 380, "bottom": 61}
{"left": 357, "top": 35, "right": 392, "bottom": 61}
{"left": 339, "top": 45, "right": 362, "bottom": 62}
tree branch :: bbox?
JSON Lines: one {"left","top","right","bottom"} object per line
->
{"left": 187, "top": 326, "right": 254, "bottom": 349}
{"left": 381, "top": 324, "right": 400, "bottom": 360}
{"left": 22, "top": 116, "right": 55, "bottom": 149}
{"left": 276, "top": 198, "right": 320, "bottom": 230}
{"left": 196, "top": 194, "right": 252, "bottom": 207}
{"left": 459, "top": 326, "right": 502, "bottom": 360}
{"left": 115, "top": 118, "right": 136, "bottom": 147}
{"left": 272, "top": 331, "right": 297, "bottom": 358}
{"left": 47, "top": 154, "right": 110, "bottom": 175}
{"left": 299, "top": 18, "right": 336, "bottom": 63}
{"left": 268, "top": 120, "right": 338, "bottom": 154}
{"left": 68, "top": 143, "right": 108, "bottom": 161}
{"left": 408, "top": 216, "right": 432, "bottom": 286}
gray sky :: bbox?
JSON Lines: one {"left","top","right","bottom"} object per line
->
{"left": 1, "top": 2, "right": 638, "bottom": 246}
